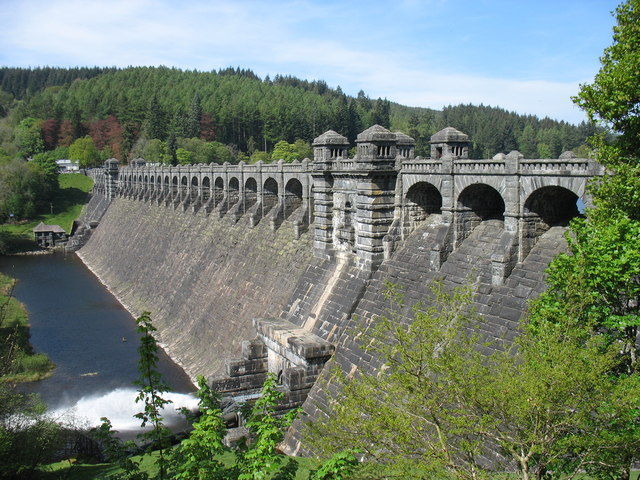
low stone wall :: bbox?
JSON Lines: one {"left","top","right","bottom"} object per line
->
{"left": 77, "top": 196, "right": 314, "bottom": 380}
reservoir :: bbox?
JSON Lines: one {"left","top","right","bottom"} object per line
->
{"left": 0, "top": 251, "right": 196, "bottom": 431}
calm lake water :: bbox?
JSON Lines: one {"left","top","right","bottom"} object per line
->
{"left": 0, "top": 251, "right": 196, "bottom": 430}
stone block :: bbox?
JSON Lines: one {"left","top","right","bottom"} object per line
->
{"left": 226, "top": 357, "right": 268, "bottom": 377}
{"left": 209, "top": 372, "right": 268, "bottom": 394}
{"left": 242, "top": 339, "right": 267, "bottom": 360}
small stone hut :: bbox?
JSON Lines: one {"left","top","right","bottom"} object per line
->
{"left": 33, "top": 223, "right": 67, "bottom": 247}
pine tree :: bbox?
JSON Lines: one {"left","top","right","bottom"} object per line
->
{"left": 187, "top": 92, "right": 202, "bottom": 139}
{"left": 145, "top": 94, "right": 166, "bottom": 140}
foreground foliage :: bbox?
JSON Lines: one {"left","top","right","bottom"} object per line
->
{"left": 307, "top": 282, "right": 640, "bottom": 480}
{"left": 92, "top": 313, "right": 355, "bottom": 480}
{"left": 0, "top": 384, "right": 61, "bottom": 480}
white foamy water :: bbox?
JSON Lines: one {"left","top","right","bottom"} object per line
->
{"left": 48, "top": 388, "right": 199, "bottom": 432}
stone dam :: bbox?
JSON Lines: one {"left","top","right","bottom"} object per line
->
{"left": 73, "top": 125, "right": 603, "bottom": 452}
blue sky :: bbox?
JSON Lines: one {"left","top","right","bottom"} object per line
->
{"left": 0, "top": 0, "right": 620, "bottom": 124}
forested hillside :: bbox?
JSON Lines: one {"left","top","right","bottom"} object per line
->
{"left": 0, "top": 66, "right": 596, "bottom": 168}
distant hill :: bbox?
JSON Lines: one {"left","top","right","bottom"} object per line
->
{"left": 0, "top": 66, "right": 597, "bottom": 161}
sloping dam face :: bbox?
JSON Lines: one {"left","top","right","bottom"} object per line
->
{"left": 78, "top": 197, "right": 314, "bottom": 380}
{"left": 78, "top": 197, "right": 568, "bottom": 450}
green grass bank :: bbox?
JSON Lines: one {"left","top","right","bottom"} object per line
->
{"left": 0, "top": 173, "right": 93, "bottom": 254}
{"left": 0, "top": 272, "right": 54, "bottom": 382}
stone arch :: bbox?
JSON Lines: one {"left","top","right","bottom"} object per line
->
{"left": 245, "top": 177, "right": 258, "bottom": 211}
{"left": 172, "top": 176, "right": 179, "bottom": 196}
{"left": 263, "top": 177, "right": 279, "bottom": 216}
{"left": 180, "top": 175, "right": 188, "bottom": 200}
{"left": 202, "top": 176, "right": 211, "bottom": 203}
{"left": 190, "top": 175, "right": 199, "bottom": 202}
{"left": 456, "top": 183, "right": 505, "bottom": 242}
{"left": 284, "top": 178, "right": 303, "bottom": 220}
{"left": 524, "top": 186, "right": 579, "bottom": 227}
{"left": 214, "top": 176, "right": 224, "bottom": 206}
{"left": 521, "top": 186, "right": 579, "bottom": 258}
{"left": 228, "top": 176, "right": 240, "bottom": 208}
{"left": 404, "top": 182, "right": 442, "bottom": 231}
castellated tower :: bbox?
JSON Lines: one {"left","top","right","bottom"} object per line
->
{"left": 430, "top": 126, "right": 470, "bottom": 159}
{"left": 312, "top": 125, "right": 407, "bottom": 271}
{"left": 352, "top": 125, "right": 400, "bottom": 270}
{"left": 311, "top": 130, "right": 350, "bottom": 259}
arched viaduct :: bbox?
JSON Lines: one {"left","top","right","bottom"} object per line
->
{"left": 85, "top": 124, "right": 605, "bottom": 427}
{"left": 90, "top": 125, "right": 603, "bottom": 285}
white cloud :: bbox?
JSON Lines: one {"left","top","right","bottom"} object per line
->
{"left": 0, "top": 0, "right": 598, "bottom": 123}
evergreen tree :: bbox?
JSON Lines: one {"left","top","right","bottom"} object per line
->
{"left": 371, "top": 98, "right": 390, "bottom": 129}
{"left": 145, "top": 94, "right": 166, "bottom": 140}
{"left": 187, "top": 92, "right": 202, "bottom": 139}
{"left": 346, "top": 98, "right": 359, "bottom": 144}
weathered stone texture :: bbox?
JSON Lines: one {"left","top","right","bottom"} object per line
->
{"left": 283, "top": 219, "right": 569, "bottom": 454}
{"left": 78, "top": 125, "right": 599, "bottom": 456}
{"left": 78, "top": 197, "right": 313, "bottom": 380}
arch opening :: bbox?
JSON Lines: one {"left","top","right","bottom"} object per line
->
{"left": 404, "top": 182, "right": 442, "bottom": 233}
{"left": 245, "top": 177, "right": 258, "bottom": 211}
{"left": 456, "top": 184, "right": 505, "bottom": 241}
{"left": 521, "top": 186, "right": 579, "bottom": 257}
{"left": 524, "top": 186, "right": 579, "bottom": 228}
{"left": 213, "top": 177, "right": 224, "bottom": 206}
{"left": 190, "top": 176, "right": 199, "bottom": 202}
{"left": 202, "top": 176, "right": 211, "bottom": 203}
{"left": 228, "top": 177, "right": 240, "bottom": 208}
{"left": 263, "top": 177, "right": 279, "bottom": 216}
{"left": 284, "top": 178, "right": 303, "bottom": 220}
{"left": 172, "top": 176, "right": 179, "bottom": 196}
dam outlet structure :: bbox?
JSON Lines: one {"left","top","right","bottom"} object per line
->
{"left": 75, "top": 125, "right": 603, "bottom": 452}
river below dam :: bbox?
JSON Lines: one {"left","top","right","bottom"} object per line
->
{"left": 0, "top": 251, "right": 197, "bottom": 433}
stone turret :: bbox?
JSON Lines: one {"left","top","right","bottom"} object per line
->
{"left": 355, "top": 125, "right": 397, "bottom": 167}
{"left": 312, "top": 131, "right": 349, "bottom": 258}
{"left": 312, "top": 130, "right": 349, "bottom": 170}
{"left": 350, "top": 125, "right": 399, "bottom": 270}
{"left": 430, "top": 126, "right": 470, "bottom": 159}
{"left": 130, "top": 158, "right": 147, "bottom": 168}
{"left": 105, "top": 158, "right": 119, "bottom": 200}
{"left": 395, "top": 131, "right": 416, "bottom": 159}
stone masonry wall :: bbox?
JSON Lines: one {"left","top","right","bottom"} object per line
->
{"left": 283, "top": 218, "right": 569, "bottom": 454}
{"left": 77, "top": 196, "right": 314, "bottom": 380}
{"left": 77, "top": 193, "right": 568, "bottom": 455}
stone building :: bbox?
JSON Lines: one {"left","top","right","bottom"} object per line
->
{"left": 33, "top": 222, "right": 67, "bottom": 247}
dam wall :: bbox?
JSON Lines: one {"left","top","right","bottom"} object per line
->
{"left": 78, "top": 197, "right": 314, "bottom": 380}
{"left": 77, "top": 125, "right": 603, "bottom": 450}
{"left": 283, "top": 219, "right": 569, "bottom": 453}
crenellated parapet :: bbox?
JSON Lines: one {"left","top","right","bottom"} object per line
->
{"left": 89, "top": 125, "right": 603, "bottom": 283}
